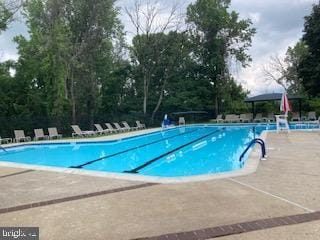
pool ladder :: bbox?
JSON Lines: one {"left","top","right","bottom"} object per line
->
{"left": 239, "top": 138, "right": 267, "bottom": 162}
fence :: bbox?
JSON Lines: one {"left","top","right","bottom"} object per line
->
{"left": 0, "top": 110, "right": 212, "bottom": 138}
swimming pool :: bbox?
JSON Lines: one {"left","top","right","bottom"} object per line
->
{"left": 0, "top": 123, "right": 318, "bottom": 181}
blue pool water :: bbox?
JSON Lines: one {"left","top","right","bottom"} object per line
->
{"left": 0, "top": 123, "right": 318, "bottom": 177}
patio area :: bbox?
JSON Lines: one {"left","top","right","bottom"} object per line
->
{"left": 0, "top": 131, "right": 320, "bottom": 239}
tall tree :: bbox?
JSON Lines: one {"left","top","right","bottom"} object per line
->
{"left": 263, "top": 41, "right": 308, "bottom": 94}
{"left": 14, "top": 0, "right": 121, "bottom": 127}
{"left": 186, "top": 0, "right": 255, "bottom": 114}
{"left": 14, "top": 0, "right": 70, "bottom": 126}
{"left": 132, "top": 31, "right": 191, "bottom": 122}
{"left": 65, "top": 0, "right": 120, "bottom": 125}
{"left": 299, "top": 2, "right": 320, "bottom": 97}
{"left": 125, "top": 0, "right": 183, "bottom": 117}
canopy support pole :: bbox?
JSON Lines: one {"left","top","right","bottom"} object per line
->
{"left": 251, "top": 102, "right": 255, "bottom": 117}
{"left": 299, "top": 99, "right": 302, "bottom": 119}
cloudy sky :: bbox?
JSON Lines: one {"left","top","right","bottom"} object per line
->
{"left": 0, "top": 0, "right": 318, "bottom": 95}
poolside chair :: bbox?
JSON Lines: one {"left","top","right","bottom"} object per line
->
{"left": 48, "top": 127, "right": 63, "bottom": 139}
{"left": 240, "top": 113, "right": 253, "bottom": 123}
{"left": 120, "top": 121, "right": 134, "bottom": 131}
{"left": 34, "top": 128, "right": 49, "bottom": 141}
{"left": 71, "top": 125, "right": 96, "bottom": 137}
{"left": 254, "top": 113, "right": 264, "bottom": 122}
{"left": 105, "top": 123, "right": 119, "bottom": 133}
{"left": 94, "top": 124, "right": 111, "bottom": 135}
{"left": 136, "top": 121, "right": 146, "bottom": 129}
{"left": 291, "top": 112, "right": 300, "bottom": 121}
{"left": 113, "top": 122, "right": 128, "bottom": 132}
{"left": 212, "top": 114, "right": 223, "bottom": 123}
{"left": 14, "top": 130, "right": 31, "bottom": 143}
{"left": 122, "top": 121, "right": 139, "bottom": 131}
{"left": 178, "top": 117, "right": 186, "bottom": 125}
{"left": 0, "top": 136, "right": 12, "bottom": 144}
{"left": 266, "top": 113, "right": 275, "bottom": 122}
{"left": 224, "top": 114, "right": 240, "bottom": 123}
{"left": 308, "top": 111, "right": 317, "bottom": 121}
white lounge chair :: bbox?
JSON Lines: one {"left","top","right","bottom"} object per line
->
{"left": 113, "top": 122, "right": 128, "bottom": 132}
{"left": 105, "top": 123, "right": 119, "bottom": 133}
{"left": 212, "top": 114, "right": 224, "bottom": 123}
{"left": 254, "top": 113, "right": 264, "bottom": 122}
{"left": 291, "top": 112, "right": 300, "bottom": 121}
{"left": 94, "top": 124, "right": 111, "bottom": 135}
{"left": 308, "top": 111, "right": 317, "bottom": 121}
{"left": 240, "top": 113, "right": 253, "bottom": 123}
{"left": 0, "top": 136, "right": 12, "bottom": 144}
{"left": 48, "top": 127, "right": 63, "bottom": 139}
{"left": 71, "top": 125, "right": 96, "bottom": 137}
{"left": 265, "top": 113, "right": 275, "bottom": 122}
{"left": 178, "top": 117, "right": 186, "bottom": 125}
{"left": 136, "top": 121, "right": 146, "bottom": 129}
{"left": 224, "top": 114, "right": 240, "bottom": 123}
{"left": 122, "top": 121, "right": 139, "bottom": 131}
{"left": 34, "top": 128, "right": 49, "bottom": 141}
{"left": 14, "top": 130, "right": 31, "bottom": 142}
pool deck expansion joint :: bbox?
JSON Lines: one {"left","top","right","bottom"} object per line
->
{"left": 0, "top": 182, "right": 158, "bottom": 215}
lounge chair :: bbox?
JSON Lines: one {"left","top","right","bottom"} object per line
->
{"left": 113, "top": 122, "right": 128, "bottom": 132}
{"left": 71, "top": 125, "right": 96, "bottom": 137}
{"left": 120, "top": 122, "right": 134, "bottom": 131}
{"left": 122, "top": 121, "right": 139, "bottom": 131}
{"left": 178, "top": 117, "right": 186, "bottom": 125}
{"left": 14, "top": 130, "right": 31, "bottom": 142}
{"left": 48, "top": 127, "right": 63, "bottom": 139}
{"left": 291, "top": 112, "right": 300, "bottom": 121}
{"left": 34, "top": 128, "right": 49, "bottom": 141}
{"left": 263, "top": 113, "right": 275, "bottom": 122}
{"left": 0, "top": 137, "right": 12, "bottom": 144}
{"left": 212, "top": 114, "right": 224, "bottom": 123}
{"left": 94, "top": 124, "right": 111, "bottom": 135}
{"left": 224, "top": 114, "right": 240, "bottom": 123}
{"left": 240, "top": 113, "right": 253, "bottom": 123}
{"left": 136, "top": 121, "right": 146, "bottom": 129}
{"left": 308, "top": 111, "right": 317, "bottom": 121}
{"left": 254, "top": 113, "right": 264, "bottom": 122}
{"left": 105, "top": 123, "right": 119, "bottom": 133}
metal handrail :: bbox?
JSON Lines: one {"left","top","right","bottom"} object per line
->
{"left": 239, "top": 138, "right": 266, "bottom": 162}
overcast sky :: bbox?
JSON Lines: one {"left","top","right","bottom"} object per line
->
{"left": 0, "top": 0, "right": 318, "bottom": 95}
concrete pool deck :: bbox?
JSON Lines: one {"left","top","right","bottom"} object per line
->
{"left": 0, "top": 131, "right": 319, "bottom": 239}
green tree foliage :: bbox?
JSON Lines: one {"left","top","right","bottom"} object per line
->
{"left": 299, "top": 3, "right": 320, "bottom": 97}
{"left": 0, "top": 1, "right": 12, "bottom": 31}
{"left": 0, "top": 0, "right": 256, "bottom": 136}
{"left": 0, "top": 0, "right": 25, "bottom": 33}
{"left": 186, "top": 0, "right": 255, "bottom": 114}
{"left": 285, "top": 41, "right": 308, "bottom": 94}
{"left": 264, "top": 41, "right": 308, "bottom": 95}
{"left": 131, "top": 31, "right": 193, "bottom": 122}
{"left": 11, "top": 0, "right": 120, "bottom": 127}
{"left": 65, "top": 0, "right": 120, "bottom": 125}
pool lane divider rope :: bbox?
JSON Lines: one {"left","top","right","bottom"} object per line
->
{"left": 124, "top": 127, "right": 226, "bottom": 174}
{"left": 69, "top": 128, "right": 200, "bottom": 169}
